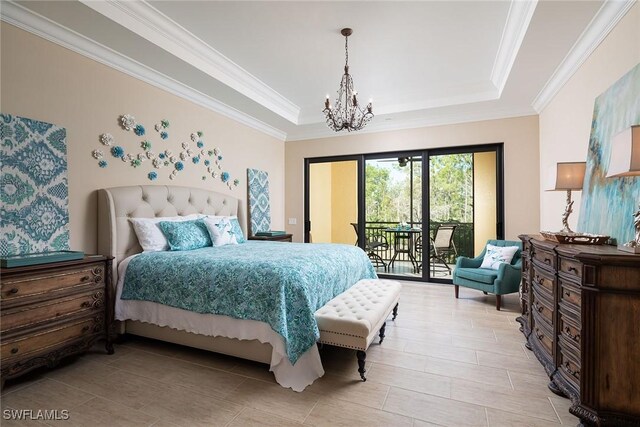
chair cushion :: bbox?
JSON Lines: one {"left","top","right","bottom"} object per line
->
{"left": 455, "top": 267, "right": 499, "bottom": 284}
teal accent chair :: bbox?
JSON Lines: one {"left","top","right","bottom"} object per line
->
{"left": 452, "top": 239, "right": 522, "bottom": 311}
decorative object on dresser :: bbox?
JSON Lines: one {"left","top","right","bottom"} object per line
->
{"left": 0, "top": 114, "right": 70, "bottom": 257}
{"left": 247, "top": 168, "right": 272, "bottom": 236}
{"left": 1, "top": 256, "right": 114, "bottom": 389}
{"left": 452, "top": 240, "right": 522, "bottom": 311}
{"left": 540, "top": 162, "right": 609, "bottom": 244}
{"left": 248, "top": 233, "right": 293, "bottom": 242}
{"left": 517, "top": 235, "right": 640, "bottom": 426}
{"left": 606, "top": 125, "right": 640, "bottom": 253}
{"left": 578, "top": 63, "right": 640, "bottom": 246}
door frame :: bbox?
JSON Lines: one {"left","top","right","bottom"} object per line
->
{"left": 303, "top": 143, "right": 505, "bottom": 283}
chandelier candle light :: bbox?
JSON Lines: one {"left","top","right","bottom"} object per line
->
{"left": 323, "top": 28, "right": 374, "bottom": 132}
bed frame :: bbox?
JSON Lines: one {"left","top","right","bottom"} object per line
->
{"left": 97, "top": 185, "right": 272, "bottom": 363}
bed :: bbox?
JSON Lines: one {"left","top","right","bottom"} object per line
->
{"left": 97, "top": 185, "right": 376, "bottom": 391}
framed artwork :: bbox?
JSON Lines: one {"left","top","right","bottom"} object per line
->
{"left": 577, "top": 63, "right": 640, "bottom": 244}
{"left": 0, "top": 114, "right": 70, "bottom": 256}
{"left": 247, "top": 168, "right": 271, "bottom": 235}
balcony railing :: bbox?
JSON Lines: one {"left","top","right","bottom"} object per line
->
{"left": 362, "top": 221, "right": 474, "bottom": 266}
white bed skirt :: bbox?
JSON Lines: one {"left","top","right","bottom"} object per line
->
{"left": 115, "top": 256, "right": 325, "bottom": 392}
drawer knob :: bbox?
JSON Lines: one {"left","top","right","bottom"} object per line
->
{"left": 10, "top": 347, "right": 18, "bottom": 354}
{"left": 564, "top": 362, "right": 579, "bottom": 378}
{"left": 9, "top": 288, "right": 18, "bottom": 294}
{"left": 564, "top": 326, "right": 580, "bottom": 342}
{"left": 81, "top": 326, "right": 90, "bottom": 333}
{"left": 564, "top": 290, "right": 571, "bottom": 298}
{"left": 568, "top": 266, "right": 578, "bottom": 273}
{"left": 536, "top": 330, "right": 544, "bottom": 340}
{"left": 80, "top": 276, "right": 91, "bottom": 282}
{"left": 544, "top": 257, "right": 551, "bottom": 264}
{"left": 534, "top": 303, "right": 544, "bottom": 313}
{"left": 81, "top": 301, "right": 91, "bottom": 308}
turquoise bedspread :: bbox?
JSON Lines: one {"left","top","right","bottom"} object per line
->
{"left": 120, "top": 242, "right": 377, "bottom": 364}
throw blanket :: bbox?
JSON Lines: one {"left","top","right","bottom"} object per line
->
{"left": 120, "top": 242, "right": 377, "bottom": 364}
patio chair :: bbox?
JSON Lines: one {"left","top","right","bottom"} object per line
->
{"left": 430, "top": 224, "right": 457, "bottom": 275}
{"left": 351, "top": 223, "right": 389, "bottom": 271}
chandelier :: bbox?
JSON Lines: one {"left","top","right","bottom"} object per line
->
{"left": 323, "top": 28, "right": 373, "bottom": 132}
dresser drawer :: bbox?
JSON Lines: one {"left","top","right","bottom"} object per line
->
{"left": 558, "top": 338, "right": 581, "bottom": 389}
{"left": 533, "top": 247, "right": 556, "bottom": 270}
{"left": 1, "top": 316, "right": 103, "bottom": 361}
{"left": 559, "top": 307, "right": 581, "bottom": 349}
{"left": 531, "top": 266, "right": 555, "bottom": 299}
{"left": 559, "top": 279, "right": 581, "bottom": 313}
{"left": 559, "top": 257, "right": 582, "bottom": 283}
{"left": 532, "top": 320, "right": 554, "bottom": 360}
{"left": 1, "top": 264, "right": 104, "bottom": 303}
{"left": 532, "top": 287, "right": 554, "bottom": 327}
{"left": 1, "top": 290, "right": 104, "bottom": 334}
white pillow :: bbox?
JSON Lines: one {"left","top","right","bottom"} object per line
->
{"left": 480, "top": 244, "right": 519, "bottom": 270}
{"left": 202, "top": 217, "right": 238, "bottom": 246}
{"left": 130, "top": 214, "right": 202, "bottom": 252}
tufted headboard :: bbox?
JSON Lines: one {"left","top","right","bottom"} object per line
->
{"left": 97, "top": 185, "right": 239, "bottom": 286}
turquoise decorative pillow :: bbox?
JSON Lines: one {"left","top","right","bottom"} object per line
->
{"left": 228, "top": 217, "right": 246, "bottom": 243}
{"left": 157, "top": 219, "right": 212, "bottom": 251}
{"left": 480, "top": 244, "right": 519, "bottom": 270}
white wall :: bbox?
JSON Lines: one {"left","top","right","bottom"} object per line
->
{"left": 539, "top": 4, "right": 640, "bottom": 231}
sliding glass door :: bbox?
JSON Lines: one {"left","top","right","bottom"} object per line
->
{"left": 304, "top": 144, "right": 503, "bottom": 283}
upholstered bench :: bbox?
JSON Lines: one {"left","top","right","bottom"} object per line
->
{"left": 315, "top": 279, "right": 401, "bottom": 381}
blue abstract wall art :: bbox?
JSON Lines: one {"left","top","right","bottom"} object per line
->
{"left": 0, "top": 114, "right": 70, "bottom": 256}
{"left": 577, "top": 63, "right": 640, "bottom": 244}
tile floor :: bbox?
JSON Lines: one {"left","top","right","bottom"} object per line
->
{"left": 1, "top": 282, "right": 579, "bottom": 426}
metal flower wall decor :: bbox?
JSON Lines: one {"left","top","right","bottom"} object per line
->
{"left": 91, "top": 114, "right": 240, "bottom": 189}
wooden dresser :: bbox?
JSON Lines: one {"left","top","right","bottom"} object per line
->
{"left": 517, "top": 235, "right": 640, "bottom": 426}
{"left": 0, "top": 256, "right": 113, "bottom": 388}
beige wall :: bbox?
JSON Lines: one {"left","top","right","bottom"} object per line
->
{"left": 309, "top": 163, "right": 332, "bottom": 242}
{"left": 473, "top": 152, "right": 497, "bottom": 256}
{"left": 0, "top": 24, "right": 285, "bottom": 254}
{"left": 330, "top": 161, "right": 358, "bottom": 245}
{"left": 539, "top": 4, "right": 640, "bottom": 231}
{"left": 285, "top": 115, "right": 540, "bottom": 243}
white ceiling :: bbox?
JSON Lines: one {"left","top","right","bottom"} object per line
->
{"left": 5, "top": 0, "right": 627, "bottom": 141}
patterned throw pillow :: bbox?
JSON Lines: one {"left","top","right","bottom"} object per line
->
{"left": 157, "top": 219, "right": 212, "bottom": 251}
{"left": 480, "top": 244, "right": 519, "bottom": 270}
{"left": 202, "top": 217, "right": 237, "bottom": 246}
{"left": 130, "top": 214, "right": 202, "bottom": 252}
{"left": 228, "top": 217, "right": 246, "bottom": 243}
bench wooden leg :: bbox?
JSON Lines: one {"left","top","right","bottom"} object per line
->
{"left": 356, "top": 350, "right": 367, "bottom": 381}
{"left": 392, "top": 303, "right": 399, "bottom": 321}
{"left": 379, "top": 322, "right": 386, "bottom": 344}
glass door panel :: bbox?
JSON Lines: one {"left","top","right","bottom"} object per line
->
{"left": 365, "top": 155, "right": 422, "bottom": 278}
{"left": 428, "top": 151, "right": 498, "bottom": 281}
{"left": 308, "top": 160, "right": 358, "bottom": 245}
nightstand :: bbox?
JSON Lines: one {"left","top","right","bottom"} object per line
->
{"left": 248, "top": 234, "right": 293, "bottom": 242}
{"left": 1, "top": 255, "right": 113, "bottom": 388}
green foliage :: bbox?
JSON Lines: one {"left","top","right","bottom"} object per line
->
{"left": 429, "top": 154, "right": 473, "bottom": 223}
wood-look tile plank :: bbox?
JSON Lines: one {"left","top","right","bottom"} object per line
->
{"left": 486, "top": 408, "right": 562, "bottom": 427}
{"left": 304, "top": 398, "right": 413, "bottom": 427}
{"left": 548, "top": 396, "right": 580, "bottom": 425}
{"left": 404, "top": 339, "right": 478, "bottom": 364}
{"left": 305, "top": 373, "right": 390, "bottom": 409}
{"left": 476, "top": 350, "right": 546, "bottom": 374}
{"left": 383, "top": 386, "right": 488, "bottom": 426}
{"left": 1, "top": 379, "right": 93, "bottom": 412}
{"left": 422, "top": 356, "right": 512, "bottom": 388}
{"left": 46, "top": 397, "right": 158, "bottom": 427}
{"left": 227, "top": 407, "right": 302, "bottom": 427}
{"left": 224, "top": 378, "right": 321, "bottom": 423}
{"left": 363, "top": 363, "right": 451, "bottom": 398}
{"left": 450, "top": 379, "right": 560, "bottom": 422}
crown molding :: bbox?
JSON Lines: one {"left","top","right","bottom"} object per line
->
{"left": 286, "top": 106, "right": 537, "bottom": 142}
{"left": 491, "top": 0, "right": 538, "bottom": 97}
{"left": 79, "top": 0, "right": 300, "bottom": 124}
{"left": 532, "top": 0, "right": 636, "bottom": 112}
{"left": 0, "top": 1, "right": 287, "bottom": 141}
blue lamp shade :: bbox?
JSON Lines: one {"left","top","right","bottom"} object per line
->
{"left": 607, "top": 125, "right": 640, "bottom": 178}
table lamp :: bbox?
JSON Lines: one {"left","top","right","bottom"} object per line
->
{"left": 606, "top": 125, "right": 640, "bottom": 253}
{"left": 549, "top": 162, "right": 586, "bottom": 233}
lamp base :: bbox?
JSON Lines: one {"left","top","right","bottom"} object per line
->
{"left": 618, "top": 244, "right": 640, "bottom": 254}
